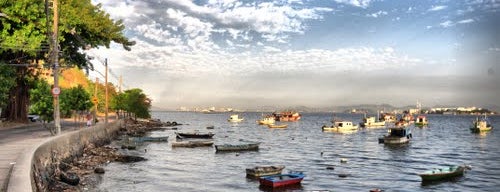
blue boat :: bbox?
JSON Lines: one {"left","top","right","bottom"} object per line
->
{"left": 259, "top": 172, "right": 305, "bottom": 188}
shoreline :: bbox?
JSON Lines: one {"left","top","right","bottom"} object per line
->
{"left": 46, "top": 118, "right": 166, "bottom": 191}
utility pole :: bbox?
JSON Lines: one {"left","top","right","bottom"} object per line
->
{"left": 105, "top": 58, "right": 108, "bottom": 124}
{"left": 94, "top": 77, "right": 98, "bottom": 124}
{"left": 119, "top": 75, "right": 122, "bottom": 93}
{"left": 52, "top": 0, "right": 61, "bottom": 134}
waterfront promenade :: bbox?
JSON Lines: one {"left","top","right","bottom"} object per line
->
{"left": 0, "top": 121, "right": 81, "bottom": 192}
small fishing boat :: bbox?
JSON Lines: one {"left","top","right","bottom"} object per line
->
{"left": 175, "top": 132, "right": 215, "bottom": 139}
{"left": 228, "top": 114, "right": 244, "bottom": 123}
{"left": 322, "top": 121, "right": 358, "bottom": 133}
{"left": 128, "top": 136, "right": 169, "bottom": 142}
{"left": 380, "top": 126, "right": 412, "bottom": 144}
{"left": 257, "top": 115, "right": 276, "bottom": 125}
{"left": 215, "top": 142, "right": 260, "bottom": 152}
{"left": 360, "top": 116, "right": 385, "bottom": 128}
{"left": 259, "top": 171, "right": 305, "bottom": 188}
{"left": 470, "top": 115, "right": 493, "bottom": 133}
{"left": 272, "top": 111, "right": 301, "bottom": 122}
{"left": 267, "top": 124, "right": 288, "bottom": 128}
{"left": 419, "top": 165, "right": 470, "bottom": 182}
{"left": 414, "top": 115, "right": 429, "bottom": 127}
{"left": 246, "top": 165, "right": 286, "bottom": 177}
{"left": 171, "top": 140, "right": 214, "bottom": 148}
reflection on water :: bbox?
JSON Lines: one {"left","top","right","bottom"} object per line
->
{"left": 96, "top": 112, "right": 500, "bottom": 192}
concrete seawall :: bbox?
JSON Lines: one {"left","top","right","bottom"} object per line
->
{"left": 7, "top": 120, "right": 122, "bottom": 192}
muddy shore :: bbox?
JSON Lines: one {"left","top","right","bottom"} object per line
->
{"left": 46, "top": 118, "right": 170, "bottom": 192}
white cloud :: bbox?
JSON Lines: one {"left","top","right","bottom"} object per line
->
{"left": 439, "top": 20, "right": 454, "bottom": 28}
{"left": 334, "top": 0, "right": 374, "bottom": 8}
{"left": 367, "top": 11, "right": 388, "bottom": 18}
{"left": 457, "top": 18, "right": 475, "bottom": 24}
{"left": 428, "top": 5, "right": 448, "bottom": 11}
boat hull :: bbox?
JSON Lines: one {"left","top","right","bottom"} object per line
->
{"left": 246, "top": 165, "right": 285, "bottom": 177}
{"left": 419, "top": 166, "right": 466, "bottom": 181}
{"left": 268, "top": 124, "right": 288, "bottom": 128}
{"left": 383, "top": 136, "right": 410, "bottom": 144}
{"left": 259, "top": 173, "right": 304, "bottom": 188}
{"left": 215, "top": 143, "right": 259, "bottom": 152}
{"left": 175, "top": 132, "right": 215, "bottom": 139}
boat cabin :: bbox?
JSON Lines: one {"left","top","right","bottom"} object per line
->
{"left": 388, "top": 127, "right": 411, "bottom": 137}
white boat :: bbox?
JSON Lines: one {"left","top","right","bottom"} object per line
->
{"left": 228, "top": 114, "right": 244, "bottom": 123}
{"left": 360, "top": 116, "right": 385, "bottom": 128}
{"left": 470, "top": 115, "right": 493, "bottom": 133}
{"left": 257, "top": 115, "right": 275, "bottom": 125}
{"left": 380, "top": 126, "right": 412, "bottom": 144}
{"left": 322, "top": 121, "right": 358, "bottom": 133}
{"left": 414, "top": 115, "right": 429, "bottom": 127}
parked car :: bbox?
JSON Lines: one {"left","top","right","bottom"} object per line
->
{"left": 28, "top": 115, "right": 40, "bottom": 122}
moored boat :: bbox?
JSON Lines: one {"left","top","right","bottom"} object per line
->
{"left": 246, "top": 165, "right": 286, "bottom": 177}
{"left": 322, "top": 121, "right": 358, "bottom": 133}
{"left": 259, "top": 171, "right": 305, "bottom": 188}
{"left": 257, "top": 115, "right": 276, "bottom": 125}
{"left": 272, "top": 111, "right": 301, "bottom": 122}
{"left": 171, "top": 140, "right": 214, "bottom": 148}
{"left": 175, "top": 132, "right": 215, "bottom": 139}
{"left": 381, "top": 126, "right": 412, "bottom": 144}
{"left": 228, "top": 114, "right": 244, "bottom": 123}
{"left": 380, "top": 113, "right": 397, "bottom": 123}
{"left": 419, "top": 165, "right": 470, "bottom": 182}
{"left": 414, "top": 115, "right": 429, "bottom": 127}
{"left": 470, "top": 115, "right": 493, "bottom": 133}
{"left": 215, "top": 142, "right": 260, "bottom": 152}
{"left": 267, "top": 124, "right": 288, "bottom": 128}
{"left": 360, "top": 116, "right": 385, "bottom": 128}
{"left": 128, "top": 136, "right": 169, "bottom": 142}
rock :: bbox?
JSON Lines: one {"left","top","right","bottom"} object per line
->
{"left": 326, "top": 166, "right": 335, "bottom": 170}
{"left": 121, "top": 145, "right": 136, "bottom": 150}
{"left": 60, "top": 171, "right": 80, "bottom": 186}
{"left": 116, "top": 155, "right": 147, "bottom": 163}
{"left": 59, "top": 162, "right": 71, "bottom": 171}
{"left": 94, "top": 167, "right": 105, "bottom": 174}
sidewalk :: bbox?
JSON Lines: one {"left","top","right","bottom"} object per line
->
{"left": 0, "top": 121, "right": 82, "bottom": 192}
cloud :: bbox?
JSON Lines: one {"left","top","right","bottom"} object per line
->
{"left": 440, "top": 20, "right": 454, "bottom": 28}
{"left": 428, "top": 5, "right": 448, "bottom": 11}
{"left": 457, "top": 18, "right": 474, "bottom": 24}
{"left": 366, "top": 11, "right": 388, "bottom": 18}
{"left": 333, "top": 0, "right": 374, "bottom": 8}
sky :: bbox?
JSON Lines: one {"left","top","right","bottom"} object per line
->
{"left": 87, "top": 0, "right": 500, "bottom": 110}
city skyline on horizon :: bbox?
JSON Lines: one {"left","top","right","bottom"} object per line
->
{"left": 87, "top": 0, "right": 499, "bottom": 109}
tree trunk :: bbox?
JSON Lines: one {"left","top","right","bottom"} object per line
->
{"left": 0, "top": 67, "right": 30, "bottom": 123}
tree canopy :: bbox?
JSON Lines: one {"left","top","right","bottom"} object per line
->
{"left": 0, "top": 0, "right": 135, "bottom": 122}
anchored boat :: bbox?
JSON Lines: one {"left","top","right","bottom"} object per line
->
{"left": 419, "top": 165, "right": 470, "bottom": 182}
{"left": 259, "top": 171, "right": 305, "bottom": 188}
{"left": 380, "top": 126, "right": 412, "bottom": 144}
{"left": 246, "top": 165, "right": 285, "bottom": 177}
{"left": 470, "top": 115, "right": 493, "bottom": 133}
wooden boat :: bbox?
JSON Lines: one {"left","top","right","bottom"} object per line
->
{"left": 246, "top": 165, "right": 285, "bottom": 177}
{"left": 322, "top": 121, "right": 358, "bottom": 133}
{"left": 171, "top": 140, "right": 214, "bottom": 148}
{"left": 360, "top": 116, "right": 385, "bottom": 128}
{"left": 257, "top": 115, "right": 275, "bottom": 125}
{"left": 175, "top": 132, "right": 215, "bottom": 139}
{"left": 381, "top": 126, "right": 412, "bottom": 144}
{"left": 379, "top": 113, "right": 397, "bottom": 123}
{"left": 129, "top": 136, "right": 169, "bottom": 142}
{"left": 272, "top": 111, "right": 301, "bottom": 122}
{"left": 215, "top": 142, "right": 260, "bottom": 152}
{"left": 419, "top": 165, "right": 470, "bottom": 182}
{"left": 228, "top": 114, "right": 244, "bottom": 123}
{"left": 414, "top": 115, "right": 429, "bottom": 127}
{"left": 267, "top": 124, "right": 288, "bottom": 128}
{"left": 470, "top": 115, "right": 493, "bottom": 133}
{"left": 259, "top": 171, "right": 305, "bottom": 188}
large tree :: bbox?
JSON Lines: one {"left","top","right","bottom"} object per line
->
{"left": 0, "top": 0, "right": 134, "bottom": 122}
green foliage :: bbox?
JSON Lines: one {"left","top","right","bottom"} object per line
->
{"left": 29, "top": 79, "right": 54, "bottom": 122}
{"left": 60, "top": 85, "right": 92, "bottom": 117}
{"left": 121, "top": 88, "right": 151, "bottom": 119}
{"left": 0, "top": 63, "right": 17, "bottom": 109}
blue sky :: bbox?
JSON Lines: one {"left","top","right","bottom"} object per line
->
{"left": 88, "top": 0, "right": 499, "bottom": 110}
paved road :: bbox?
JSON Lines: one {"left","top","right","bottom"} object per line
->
{"left": 0, "top": 121, "right": 81, "bottom": 192}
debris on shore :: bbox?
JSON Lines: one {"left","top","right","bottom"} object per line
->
{"left": 47, "top": 118, "right": 171, "bottom": 191}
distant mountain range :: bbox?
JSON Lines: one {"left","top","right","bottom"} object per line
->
{"left": 152, "top": 104, "right": 499, "bottom": 113}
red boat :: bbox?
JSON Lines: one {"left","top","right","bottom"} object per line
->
{"left": 272, "top": 111, "right": 301, "bottom": 122}
{"left": 259, "top": 172, "right": 305, "bottom": 188}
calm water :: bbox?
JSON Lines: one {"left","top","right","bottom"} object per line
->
{"left": 96, "top": 112, "right": 500, "bottom": 192}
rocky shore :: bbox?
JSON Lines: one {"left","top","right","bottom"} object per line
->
{"left": 46, "top": 118, "right": 170, "bottom": 191}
